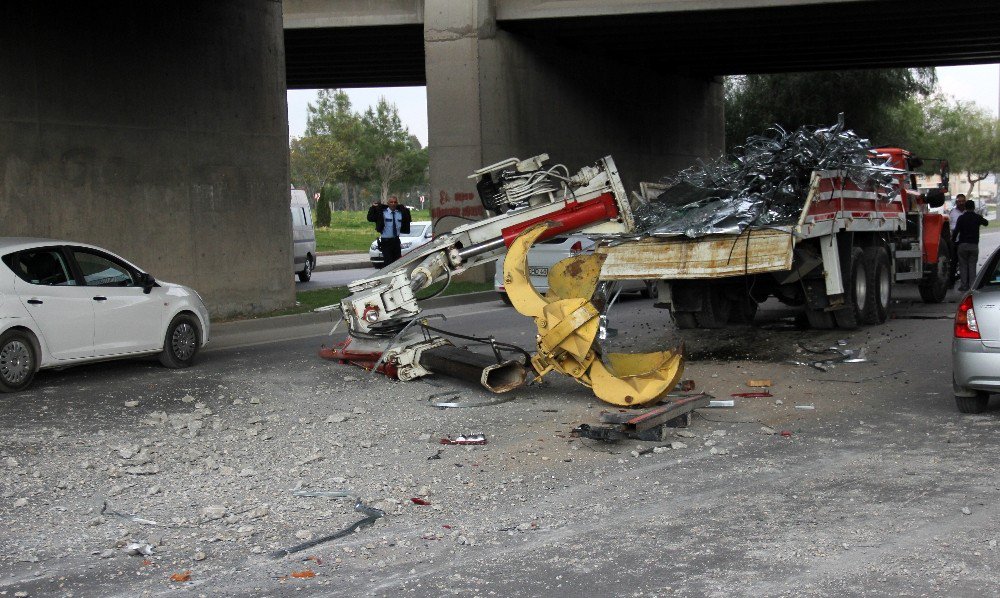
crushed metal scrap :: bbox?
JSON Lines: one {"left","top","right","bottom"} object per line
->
{"left": 631, "top": 116, "right": 900, "bottom": 238}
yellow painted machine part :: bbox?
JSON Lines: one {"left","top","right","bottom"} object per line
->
{"left": 503, "top": 222, "right": 685, "bottom": 407}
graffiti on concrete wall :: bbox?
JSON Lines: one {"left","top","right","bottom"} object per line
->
{"left": 431, "top": 190, "right": 484, "bottom": 220}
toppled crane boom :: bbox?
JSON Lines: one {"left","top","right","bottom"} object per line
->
{"left": 325, "top": 154, "right": 684, "bottom": 407}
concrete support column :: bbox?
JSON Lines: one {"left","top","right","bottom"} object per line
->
{"left": 424, "top": 0, "right": 495, "bottom": 232}
{"left": 424, "top": 2, "right": 725, "bottom": 231}
{"left": 0, "top": 2, "right": 292, "bottom": 317}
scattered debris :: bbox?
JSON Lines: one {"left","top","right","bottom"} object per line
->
{"left": 747, "top": 379, "right": 772, "bottom": 387}
{"left": 410, "top": 497, "right": 431, "bottom": 506}
{"left": 707, "top": 400, "right": 735, "bottom": 408}
{"left": 795, "top": 405, "right": 816, "bottom": 411}
{"left": 124, "top": 543, "right": 155, "bottom": 556}
{"left": 427, "top": 450, "right": 443, "bottom": 460}
{"left": 292, "top": 490, "right": 351, "bottom": 499}
{"left": 428, "top": 392, "right": 516, "bottom": 409}
{"left": 574, "top": 394, "right": 712, "bottom": 441}
{"left": 731, "top": 392, "right": 772, "bottom": 398}
{"left": 440, "top": 434, "right": 488, "bottom": 445}
{"left": 290, "top": 569, "right": 316, "bottom": 579}
{"left": 780, "top": 430, "right": 793, "bottom": 437}
{"left": 269, "top": 500, "right": 384, "bottom": 559}
{"left": 170, "top": 571, "right": 192, "bottom": 582}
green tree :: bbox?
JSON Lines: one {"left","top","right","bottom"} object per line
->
{"left": 357, "top": 98, "right": 429, "bottom": 203}
{"left": 913, "top": 95, "right": 1000, "bottom": 195}
{"left": 316, "top": 185, "right": 333, "bottom": 227}
{"left": 289, "top": 134, "right": 350, "bottom": 202}
{"left": 725, "top": 68, "right": 936, "bottom": 151}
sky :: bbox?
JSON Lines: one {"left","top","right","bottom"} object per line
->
{"left": 286, "top": 64, "right": 1000, "bottom": 146}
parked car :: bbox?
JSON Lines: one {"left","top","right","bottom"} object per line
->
{"left": 952, "top": 243, "right": 1000, "bottom": 413}
{"left": 494, "top": 235, "right": 655, "bottom": 304}
{"left": 369, "top": 221, "right": 434, "bottom": 268}
{"left": 0, "top": 238, "right": 211, "bottom": 392}
{"left": 291, "top": 189, "right": 316, "bottom": 282}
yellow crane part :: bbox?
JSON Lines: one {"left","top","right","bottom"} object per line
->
{"left": 503, "top": 223, "right": 684, "bottom": 406}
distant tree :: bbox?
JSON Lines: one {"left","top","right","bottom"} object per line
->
{"left": 357, "top": 99, "right": 429, "bottom": 203}
{"left": 725, "top": 68, "right": 936, "bottom": 150}
{"left": 289, "top": 134, "right": 349, "bottom": 201}
{"left": 289, "top": 90, "right": 428, "bottom": 210}
{"left": 913, "top": 95, "right": 1000, "bottom": 195}
{"left": 316, "top": 185, "right": 333, "bottom": 227}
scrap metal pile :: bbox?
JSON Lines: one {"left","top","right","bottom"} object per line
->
{"left": 633, "top": 117, "right": 901, "bottom": 238}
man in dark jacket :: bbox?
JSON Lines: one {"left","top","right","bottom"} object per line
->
{"left": 367, "top": 195, "right": 411, "bottom": 266}
{"left": 952, "top": 199, "right": 989, "bottom": 292}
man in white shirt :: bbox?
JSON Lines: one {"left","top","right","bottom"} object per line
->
{"left": 947, "top": 194, "right": 967, "bottom": 288}
{"left": 949, "top": 194, "right": 967, "bottom": 232}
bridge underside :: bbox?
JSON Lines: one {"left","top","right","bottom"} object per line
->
{"left": 284, "top": 0, "right": 1000, "bottom": 89}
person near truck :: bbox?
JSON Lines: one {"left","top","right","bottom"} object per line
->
{"left": 952, "top": 199, "right": 989, "bottom": 292}
{"left": 947, "top": 194, "right": 967, "bottom": 288}
{"left": 367, "top": 195, "right": 411, "bottom": 266}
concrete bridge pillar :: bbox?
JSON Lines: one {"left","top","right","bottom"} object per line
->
{"left": 424, "top": 1, "right": 725, "bottom": 235}
{"left": 0, "top": 2, "right": 292, "bottom": 317}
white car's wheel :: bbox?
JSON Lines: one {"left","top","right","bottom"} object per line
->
{"left": 159, "top": 314, "right": 200, "bottom": 369}
{"left": 0, "top": 330, "right": 38, "bottom": 393}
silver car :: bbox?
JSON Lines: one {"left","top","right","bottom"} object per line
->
{"left": 952, "top": 244, "right": 1000, "bottom": 413}
{"left": 368, "top": 221, "right": 434, "bottom": 268}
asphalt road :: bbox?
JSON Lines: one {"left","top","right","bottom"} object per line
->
{"left": 3, "top": 232, "right": 1000, "bottom": 597}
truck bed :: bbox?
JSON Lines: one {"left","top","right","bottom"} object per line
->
{"left": 598, "top": 170, "right": 905, "bottom": 281}
{"left": 596, "top": 227, "right": 796, "bottom": 280}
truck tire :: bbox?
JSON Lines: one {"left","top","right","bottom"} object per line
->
{"left": 919, "top": 231, "right": 951, "bottom": 303}
{"left": 861, "top": 247, "right": 891, "bottom": 324}
{"left": 804, "top": 308, "right": 835, "bottom": 329}
{"left": 694, "top": 289, "right": 730, "bottom": 329}
{"left": 728, "top": 295, "right": 758, "bottom": 324}
{"left": 833, "top": 247, "right": 864, "bottom": 330}
{"left": 673, "top": 312, "right": 697, "bottom": 329}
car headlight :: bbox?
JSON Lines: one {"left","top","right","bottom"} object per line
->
{"left": 370, "top": 241, "right": 379, "bottom": 250}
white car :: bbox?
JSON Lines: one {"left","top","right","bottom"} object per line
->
{"left": 0, "top": 238, "right": 211, "bottom": 392}
{"left": 494, "top": 235, "right": 655, "bottom": 304}
{"left": 369, "top": 221, "right": 434, "bottom": 268}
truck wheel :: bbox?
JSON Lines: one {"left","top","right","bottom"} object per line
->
{"left": 833, "top": 247, "right": 864, "bottom": 330}
{"left": 804, "top": 308, "right": 834, "bottom": 329}
{"left": 861, "top": 247, "right": 891, "bottom": 324}
{"left": 956, "top": 391, "right": 989, "bottom": 414}
{"left": 694, "top": 290, "right": 730, "bottom": 329}
{"left": 673, "top": 312, "right": 697, "bottom": 329}
{"left": 919, "top": 231, "right": 950, "bottom": 303}
{"left": 728, "top": 295, "right": 758, "bottom": 324}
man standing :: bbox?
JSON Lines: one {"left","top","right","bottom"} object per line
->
{"left": 948, "top": 193, "right": 967, "bottom": 233}
{"left": 367, "top": 195, "right": 411, "bottom": 267}
{"left": 952, "top": 199, "right": 989, "bottom": 292}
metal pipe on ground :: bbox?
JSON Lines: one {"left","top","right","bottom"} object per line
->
{"left": 417, "top": 346, "right": 527, "bottom": 393}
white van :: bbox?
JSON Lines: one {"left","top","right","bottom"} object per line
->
{"left": 290, "top": 189, "right": 317, "bottom": 281}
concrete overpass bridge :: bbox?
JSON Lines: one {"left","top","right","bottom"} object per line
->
{"left": 2, "top": 1, "right": 998, "bottom": 315}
